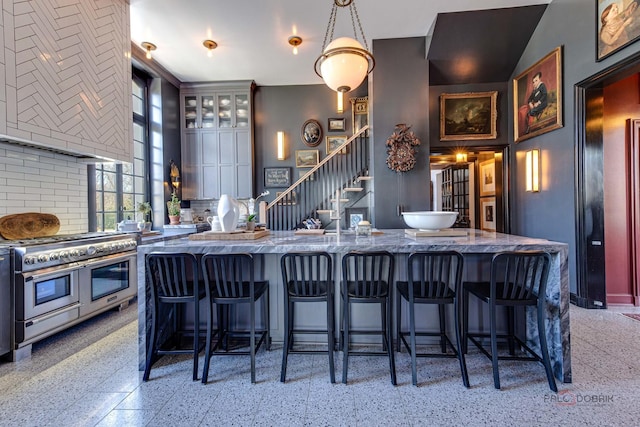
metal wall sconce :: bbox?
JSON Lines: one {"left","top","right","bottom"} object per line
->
{"left": 276, "top": 131, "right": 286, "bottom": 160}
{"left": 169, "top": 159, "right": 181, "bottom": 191}
{"left": 455, "top": 152, "right": 468, "bottom": 163}
{"left": 526, "top": 149, "right": 540, "bottom": 192}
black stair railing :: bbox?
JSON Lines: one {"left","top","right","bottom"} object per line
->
{"left": 265, "top": 126, "right": 370, "bottom": 230}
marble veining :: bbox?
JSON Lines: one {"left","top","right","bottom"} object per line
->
{"left": 137, "top": 229, "right": 570, "bottom": 382}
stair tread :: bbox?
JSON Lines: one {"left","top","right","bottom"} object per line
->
{"left": 330, "top": 198, "right": 350, "bottom": 202}
{"left": 357, "top": 176, "right": 373, "bottom": 181}
{"left": 343, "top": 187, "right": 363, "bottom": 192}
{"left": 316, "top": 210, "right": 332, "bottom": 214}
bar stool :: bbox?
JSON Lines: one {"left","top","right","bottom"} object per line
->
{"left": 462, "top": 251, "right": 557, "bottom": 392}
{"left": 341, "top": 250, "right": 396, "bottom": 385}
{"left": 396, "top": 251, "right": 469, "bottom": 387}
{"left": 143, "top": 252, "right": 206, "bottom": 381}
{"left": 201, "top": 253, "right": 270, "bottom": 384}
{"left": 280, "top": 251, "right": 335, "bottom": 383}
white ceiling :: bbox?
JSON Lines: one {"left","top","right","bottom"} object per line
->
{"left": 129, "top": 0, "right": 551, "bottom": 86}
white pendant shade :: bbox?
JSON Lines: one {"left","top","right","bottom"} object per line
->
{"left": 319, "top": 37, "right": 369, "bottom": 92}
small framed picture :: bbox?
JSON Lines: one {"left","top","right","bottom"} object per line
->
{"left": 276, "top": 191, "right": 297, "bottom": 205}
{"left": 480, "top": 197, "right": 496, "bottom": 232}
{"left": 295, "top": 149, "right": 319, "bottom": 168}
{"left": 479, "top": 159, "right": 496, "bottom": 197}
{"left": 264, "top": 167, "right": 291, "bottom": 188}
{"left": 345, "top": 207, "right": 368, "bottom": 230}
{"left": 328, "top": 118, "right": 346, "bottom": 131}
{"left": 298, "top": 169, "right": 314, "bottom": 181}
{"left": 326, "top": 135, "right": 348, "bottom": 155}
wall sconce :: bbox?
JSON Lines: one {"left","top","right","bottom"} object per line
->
{"left": 141, "top": 42, "right": 156, "bottom": 60}
{"left": 276, "top": 131, "right": 286, "bottom": 160}
{"left": 169, "top": 159, "right": 181, "bottom": 191}
{"left": 525, "top": 149, "right": 540, "bottom": 192}
{"left": 455, "top": 152, "right": 468, "bottom": 163}
{"left": 336, "top": 91, "right": 344, "bottom": 114}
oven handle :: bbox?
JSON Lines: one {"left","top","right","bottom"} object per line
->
{"left": 77, "top": 251, "right": 136, "bottom": 269}
{"left": 24, "top": 263, "right": 81, "bottom": 282}
{"left": 25, "top": 302, "right": 82, "bottom": 326}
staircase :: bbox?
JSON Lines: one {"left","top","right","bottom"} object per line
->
{"left": 264, "top": 126, "right": 371, "bottom": 231}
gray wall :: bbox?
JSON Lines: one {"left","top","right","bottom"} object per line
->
{"left": 371, "top": 37, "right": 430, "bottom": 228}
{"left": 253, "top": 83, "right": 367, "bottom": 202}
{"left": 509, "top": 0, "right": 640, "bottom": 294}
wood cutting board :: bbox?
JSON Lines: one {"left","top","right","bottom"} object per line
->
{"left": 189, "top": 229, "right": 270, "bottom": 241}
{"left": 0, "top": 212, "right": 61, "bottom": 240}
{"left": 405, "top": 228, "right": 468, "bottom": 238}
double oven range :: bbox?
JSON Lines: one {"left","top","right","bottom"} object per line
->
{"left": 3, "top": 232, "right": 137, "bottom": 360}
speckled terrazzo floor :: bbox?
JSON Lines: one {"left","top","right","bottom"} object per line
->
{"left": 1, "top": 302, "right": 639, "bottom": 427}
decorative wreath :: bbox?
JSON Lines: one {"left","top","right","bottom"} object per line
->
{"left": 386, "top": 123, "right": 421, "bottom": 172}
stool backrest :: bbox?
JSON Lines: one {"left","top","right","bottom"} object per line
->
{"left": 408, "top": 251, "right": 463, "bottom": 298}
{"left": 281, "top": 252, "right": 332, "bottom": 297}
{"left": 201, "top": 253, "right": 255, "bottom": 298}
{"left": 490, "top": 251, "right": 551, "bottom": 300}
{"left": 145, "top": 252, "right": 199, "bottom": 299}
{"left": 342, "top": 251, "right": 394, "bottom": 297}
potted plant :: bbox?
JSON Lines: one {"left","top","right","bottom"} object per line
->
{"left": 246, "top": 213, "right": 257, "bottom": 231}
{"left": 137, "top": 201, "right": 153, "bottom": 232}
{"left": 167, "top": 192, "right": 181, "bottom": 225}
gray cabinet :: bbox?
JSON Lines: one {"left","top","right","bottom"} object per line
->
{"left": 180, "top": 81, "right": 255, "bottom": 200}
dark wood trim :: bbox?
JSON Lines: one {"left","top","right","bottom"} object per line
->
{"left": 629, "top": 120, "right": 640, "bottom": 306}
{"left": 131, "top": 42, "right": 181, "bottom": 88}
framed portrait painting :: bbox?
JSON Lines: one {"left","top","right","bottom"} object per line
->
{"left": 513, "top": 46, "right": 563, "bottom": 143}
{"left": 480, "top": 197, "right": 497, "bottom": 232}
{"left": 301, "top": 119, "right": 323, "bottom": 147}
{"left": 597, "top": 0, "right": 640, "bottom": 61}
{"left": 479, "top": 159, "right": 496, "bottom": 197}
{"left": 439, "top": 91, "right": 497, "bottom": 141}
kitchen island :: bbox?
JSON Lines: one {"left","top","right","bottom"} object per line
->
{"left": 136, "top": 229, "right": 571, "bottom": 382}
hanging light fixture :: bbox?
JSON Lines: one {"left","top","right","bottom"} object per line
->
{"left": 314, "top": 0, "right": 375, "bottom": 95}
{"left": 288, "top": 35, "right": 302, "bottom": 55}
{"left": 141, "top": 42, "right": 156, "bottom": 60}
{"left": 203, "top": 39, "right": 217, "bottom": 58}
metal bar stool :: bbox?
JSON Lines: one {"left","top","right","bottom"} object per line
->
{"left": 462, "top": 251, "right": 557, "bottom": 391}
{"left": 396, "top": 251, "right": 469, "bottom": 387}
{"left": 201, "top": 253, "right": 270, "bottom": 384}
{"left": 143, "top": 252, "right": 206, "bottom": 381}
{"left": 341, "top": 250, "right": 396, "bottom": 385}
{"left": 280, "top": 251, "right": 335, "bottom": 383}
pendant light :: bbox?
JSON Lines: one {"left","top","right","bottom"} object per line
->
{"left": 314, "top": 0, "right": 374, "bottom": 94}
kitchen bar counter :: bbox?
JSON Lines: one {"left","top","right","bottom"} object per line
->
{"left": 136, "top": 229, "right": 571, "bottom": 382}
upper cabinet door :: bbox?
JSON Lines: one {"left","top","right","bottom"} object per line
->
{"left": 201, "top": 95, "right": 216, "bottom": 129}
{"left": 235, "top": 93, "right": 250, "bottom": 128}
{"left": 184, "top": 95, "right": 198, "bottom": 129}
{"left": 217, "top": 94, "right": 233, "bottom": 128}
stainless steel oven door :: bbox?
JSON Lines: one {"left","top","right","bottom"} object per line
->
{"left": 19, "top": 264, "right": 80, "bottom": 320}
{"left": 78, "top": 252, "right": 137, "bottom": 318}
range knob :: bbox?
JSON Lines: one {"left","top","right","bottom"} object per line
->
{"left": 59, "top": 251, "right": 68, "bottom": 258}
{"left": 86, "top": 246, "right": 97, "bottom": 256}
{"left": 77, "top": 248, "right": 86, "bottom": 256}
{"left": 24, "top": 256, "right": 37, "bottom": 265}
{"left": 49, "top": 252, "right": 60, "bottom": 260}
{"left": 38, "top": 254, "right": 49, "bottom": 263}
{"left": 70, "top": 249, "right": 79, "bottom": 257}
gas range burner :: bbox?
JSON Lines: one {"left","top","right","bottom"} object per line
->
{"left": 1, "top": 232, "right": 127, "bottom": 247}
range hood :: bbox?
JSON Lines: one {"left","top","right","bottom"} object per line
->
{"left": 0, "top": 135, "right": 113, "bottom": 162}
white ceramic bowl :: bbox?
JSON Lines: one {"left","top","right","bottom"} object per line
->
{"left": 401, "top": 211, "right": 458, "bottom": 231}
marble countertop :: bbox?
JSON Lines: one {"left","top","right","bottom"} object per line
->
{"left": 137, "top": 228, "right": 568, "bottom": 256}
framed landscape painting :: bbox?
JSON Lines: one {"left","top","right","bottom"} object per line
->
{"left": 513, "top": 46, "right": 563, "bottom": 143}
{"left": 440, "top": 91, "right": 497, "bottom": 141}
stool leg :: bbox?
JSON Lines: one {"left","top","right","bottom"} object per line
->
{"left": 537, "top": 302, "right": 558, "bottom": 392}
{"left": 202, "top": 299, "right": 214, "bottom": 384}
{"left": 439, "top": 304, "right": 447, "bottom": 353}
{"left": 193, "top": 295, "right": 200, "bottom": 381}
{"left": 280, "top": 295, "right": 290, "bottom": 382}
{"left": 490, "top": 300, "right": 501, "bottom": 389}
{"left": 461, "top": 288, "right": 469, "bottom": 354}
{"left": 143, "top": 303, "right": 158, "bottom": 382}
{"left": 507, "top": 306, "right": 515, "bottom": 355}
{"left": 396, "top": 292, "right": 402, "bottom": 353}
{"left": 409, "top": 297, "right": 417, "bottom": 386}
{"left": 250, "top": 299, "right": 256, "bottom": 384}
{"left": 381, "top": 302, "right": 387, "bottom": 352}
{"left": 454, "top": 295, "right": 470, "bottom": 388}
{"left": 327, "top": 294, "right": 336, "bottom": 383}
{"left": 266, "top": 288, "right": 271, "bottom": 351}
{"left": 386, "top": 297, "right": 397, "bottom": 386}
{"left": 342, "top": 295, "right": 350, "bottom": 384}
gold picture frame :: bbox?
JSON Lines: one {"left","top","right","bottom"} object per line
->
{"left": 479, "top": 159, "right": 496, "bottom": 197}
{"left": 351, "top": 96, "right": 368, "bottom": 135}
{"left": 295, "top": 149, "right": 319, "bottom": 168}
{"left": 440, "top": 91, "right": 498, "bottom": 141}
{"left": 513, "top": 46, "right": 563, "bottom": 143}
{"left": 326, "top": 135, "right": 348, "bottom": 154}
{"left": 480, "top": 197, "right": 496, "bottom": 232}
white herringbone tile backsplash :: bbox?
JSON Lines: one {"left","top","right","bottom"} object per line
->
{"left": 0, "top": 141, "right": 88, "bottom": 234}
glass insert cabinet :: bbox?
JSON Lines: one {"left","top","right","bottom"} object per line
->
{"left": 180, "top": 81, "right": 255, "bottom": 200}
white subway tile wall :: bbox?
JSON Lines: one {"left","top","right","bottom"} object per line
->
{"left": 0, "top": 142, "right": 88, "bottom": 234}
